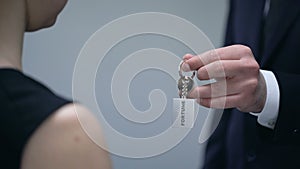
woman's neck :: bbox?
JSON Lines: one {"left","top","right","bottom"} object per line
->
{"left": 0, "top": 0, "right": 26, "bottom": 71}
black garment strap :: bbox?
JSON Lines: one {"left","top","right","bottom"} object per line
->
{"left": 0, "top": 69, "right": 71, "bottom": 169}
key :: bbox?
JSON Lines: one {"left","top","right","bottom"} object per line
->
{"left": 173, "top": 61, "right": 197, "bottom": 128}
{"left": 178, "top": 76, "right": 194, "bottom": 98}
{"left": 177, "top": 61, "right": 195, "bottom": 97}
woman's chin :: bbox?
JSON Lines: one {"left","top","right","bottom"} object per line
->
{"left": 26, "top": 18, "right": 57, "bottom": 32}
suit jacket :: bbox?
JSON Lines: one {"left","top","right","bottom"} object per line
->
{"left": 202, "top": 0, "right": 300, "bottom": 169}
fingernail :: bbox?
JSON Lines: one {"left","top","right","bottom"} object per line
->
{"left": 181, "top": 62, "right": 191, "bottom": 72}
{"left": 183, "top": 54, "right": 193, "bottom": 60}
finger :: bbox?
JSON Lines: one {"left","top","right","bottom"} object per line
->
{"left": 197, "top": 60, "right": 242, "bottom": 80}
{"left": 184, "top": 49, "right": 224, "bottom": 71}
{"left": 188, "top": 78, "right": 240, "bottom": 99}
{"left": 185, "top": 45, "right": 253, "bottom": 71}
{"left": 183, "top": 54, "right": 194, "bottom": 61}
{"left": 181, "top": 54, "right": 195, "bottom": 72}
{"left": 183, "top": 54, "right": 203, "bottom": 70}
{"left": 212, "top": 45, "right": 253, "bottom": 60}
{"left": 184, "top": 49, "right": 219, "bottom": 70}
{"left": 197, "top": 94, "right": 241, "bottom": 109}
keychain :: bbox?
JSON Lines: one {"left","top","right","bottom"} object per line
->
{"left": 173, "top": 61, "right": 197, "bottom": 128}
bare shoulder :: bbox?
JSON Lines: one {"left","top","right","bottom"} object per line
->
{"left": 21, "top": 103, "right": 112, "bottom": 169}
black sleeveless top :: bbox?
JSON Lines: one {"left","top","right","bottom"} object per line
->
{"left": 0, "top": 69, "right": 71, "bottom": 169}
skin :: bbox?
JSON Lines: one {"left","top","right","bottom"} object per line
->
{"left": 0, "top": 0, "right": 112, "bottom": 168}
{"left": 183, "top": 45, "right": 267, "bottom": 113}
{"left": 21, "top": 104, "right": 112, "bottom": 169}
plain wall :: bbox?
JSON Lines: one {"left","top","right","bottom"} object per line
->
{"left": 23, "top": 0, "right": 229, "bottom": 169}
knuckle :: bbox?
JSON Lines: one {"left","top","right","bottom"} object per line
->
{"left": 193, "top": 87, "right": 202, "bottom": 98}
{"left": 212, "top": 81, "right": 223, "bottom": 93}
{"left": 210, "top": 50, "right": 219, "bottom": 61}
{"left": 197, "top": 70, "right": 202, "bottom": 80}
{"left": 239, "top": 45, "right": 252, "bottom": 56}
{"left": 214, "top": 61, "right": 224, "bottom": 75}
{"left": 241, "top": 59, "right": 259, "bottom": 74}
{"left": 250, "top": 60, "right": 260, "bottom": 72}
{"left": 199, "top": 98, "right": 211, "bottom": 108}
{"left": 231, "top": 44, "right": 251, "bottom": 53}
{"left": 199, "top": 86, "right": 210, "bottom": 98}
{"left": 198, "top": 67, "right": 208, "bottom": 80}
{"left": 215, "top": 48, "right": 224, "bottom": 58}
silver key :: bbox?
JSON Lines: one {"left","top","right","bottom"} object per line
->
{"left": 177, "top": 61, "right": 195, "bottom": 98}
{"left": 178, "top": 76, "right": 194, "bottom": 98}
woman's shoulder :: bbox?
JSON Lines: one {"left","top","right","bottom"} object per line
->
{"left": 21, "top": 103, "right": 112, "bottom": 169}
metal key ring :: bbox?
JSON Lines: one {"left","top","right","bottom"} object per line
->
{"left": 178, "top": 60, "right": 196, "bottom": 78}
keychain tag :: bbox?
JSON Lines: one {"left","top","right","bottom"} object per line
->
{"left": 173, "top": 98, "right": 196, "bottom": 128}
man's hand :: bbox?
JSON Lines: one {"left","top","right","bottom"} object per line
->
{"left": 183, "top": 45, "right": 267, "bottom": 113}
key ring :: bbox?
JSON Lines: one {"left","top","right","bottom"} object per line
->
{"left": 178, "top": 60, "right": 196, "bottom": 78}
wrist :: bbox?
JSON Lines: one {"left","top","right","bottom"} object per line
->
{"left": 256, "top": 71, "right": 267, "bottom": 112}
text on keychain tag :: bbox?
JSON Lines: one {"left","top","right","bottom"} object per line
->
{"left": 173, "top": 61, "right": 197, "bottom": 128}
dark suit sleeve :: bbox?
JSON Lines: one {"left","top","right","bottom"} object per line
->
{"left": 202, "top": 110, "right": 231, "bottom": 169}
{"left": 271, "top": 72, "right": 300, "bottom": 144}
{"left": 258, "top": 9, "right": 300, "bottom": 144}
{"left": 224, "top": 0, "right": 300, "bottom": 145}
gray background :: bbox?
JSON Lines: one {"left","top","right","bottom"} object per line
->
{"left": 23, "top": 0, "right": 228, "bottom": 169}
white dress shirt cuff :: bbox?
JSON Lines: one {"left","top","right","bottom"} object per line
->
{"left": 250, "top": 70, "right": 280, "bottom": 129}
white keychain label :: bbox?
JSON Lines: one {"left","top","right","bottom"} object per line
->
{"left": 173, "top": 98, "right": 196, "bottom": 128}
